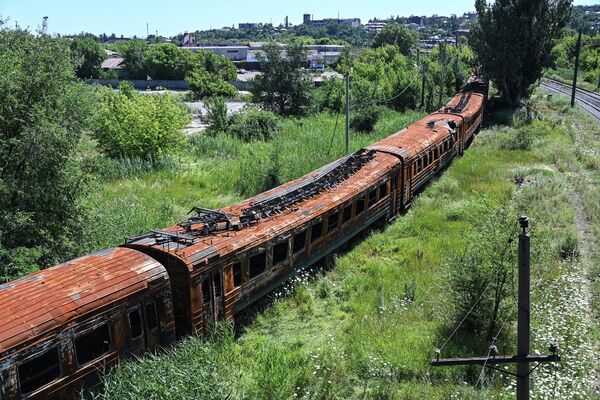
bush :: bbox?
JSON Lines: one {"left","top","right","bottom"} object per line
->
{"left": 202, "top": 96, "right": 228, "bottom": 135}
{"left": 186, "top": 69, "right": 237, "bottom": 100}
{"left": 92, "top": 85, "right": 191, "bottom": 159}
{"left": 228, "top": 106, "right": 280, "bottom": 142}
{"left": 314, "top": 77, "right": 344, "bottom": 113}
{"left": 237, "top": 142, "right": 281, "bottom": 197}
{"left": 350, "top": 104, "right": 382, "bottom": 133}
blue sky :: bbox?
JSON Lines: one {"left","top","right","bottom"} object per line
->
{"left": 1, "top": 0, "right": 597, "bottom": 37}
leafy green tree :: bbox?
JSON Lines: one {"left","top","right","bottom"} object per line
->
{"left": 202, "top": 96, "right": 228, "bottom": 135}
{"left": 199, "top": 50, "right": 237, "bottom": 81}
{"left": 186, "top": 69, "right": 237, "bottom": 99}
{"left": 117, "top": 39, "right": 148, "bottom": 79}
{"left": 249, "top": 42, "right": 314, "bottom": 116}
{"left": 69, "top": 38, "right": 106, "bottom": 78}
{"left": 228, "top": 106, "right": 280, "bottom": 141}
{"left": 92, "top": 83, "right": 191, "bottom": 159}
{"left": 472, "top": 0, "right": 572, "bottom": 107}
{"left": 353, "top": 45, "right": 419, "bottom": 111}
{"left": 371, "top": 23, "right": 418, "bottom": 56}
{"left": 0, "top": 25, "right": 94, "bottom": 279}
{"left": 144, "top": 44, "right": 198, "bottom": 80}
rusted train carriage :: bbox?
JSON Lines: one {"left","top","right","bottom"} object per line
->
{"left": 0, "top": 248, "right": 175, "bottom": 399}
{"left": 0, "top": 78, "right": 487, "bottom": 399}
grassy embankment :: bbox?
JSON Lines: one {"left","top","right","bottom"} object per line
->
{"left": 89, "top": 93, "right": 599, "bottom": 399}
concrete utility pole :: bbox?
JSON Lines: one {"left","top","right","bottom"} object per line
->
{"left": 571, "top": 29, "right": 582, "bottom": 108}
{"left": 431, "top": 216, "right": 560, "bottom": 400}
{"left": 345, "top": 72, "right": 350, "bottom": 155}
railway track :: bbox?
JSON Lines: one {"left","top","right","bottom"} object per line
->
{"left": 541, "top": 77, "right": 600, "bottom": 121}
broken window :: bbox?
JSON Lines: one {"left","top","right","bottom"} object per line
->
{"left": 202, "top": 279, "right": 210, "bottom": 303}
{"left": 146, "top": 302, "right": 158, "bottom": 331}
{"left": 233, "top": 262, "right": 243, "bottom": 287}
{"left": 311, "top": 221, "right": 323, "bottom": 242}
{"left": 249, "top": 252, "right": 266, "bottom": 278}
{"left": 75, "top": 324, "right": 111, "bottom": 366}
{"left": 18, "top": 347, "right": 60, "bottom": 394}
{"left": 213, "top": 273, "right": 221, "bottom": 297}
{"left": 293, "top": 230, "right": 306, "bottom": 253}
{"left": 368, "top": 190, "right": 377, "bottom": 207}
{"left": 342, "top": 204, "right": 352, "bottom": 224}
{"left": 379, "top": 181, "right": 388, "bottom": 199}
{"left": 434, "top": 147, "right": 439, "bottom": 159}
{"left": 356, "top": 196, "right": 366, "bottom": 214}
{"left": 328, "top": 212, "right": 339, "bottom": 233}
{"left": 128, "top": 309, "right": 143, "bottom": 339}
{"left": 273, "top": 240, "right": 289, "bottom": 265}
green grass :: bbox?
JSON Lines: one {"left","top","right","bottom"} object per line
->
{"left": 89, "top": 94, "right": 599, "bottom": 400}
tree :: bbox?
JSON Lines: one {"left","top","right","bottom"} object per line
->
{"left": 69, "top": 38, "right": 106, "bottom": 78}
{"left": 472, "top": 0, "right": 572, "bottom": 107}
{"left": 117, "top": 39, "right": 148, "bottom": 79}
{"left": 144, "top": 44, "right": 197, "bottom": 80}
{"left": 0, "top": 25, "right": 94, "bottom": 279}
{"left": 249, "top": 42, "right": 314, "bottom": 116}
{"left": 371, "top": 23, "right": 418, "bottom": 56}
{"left": 186, "top": 69, "right": 237, "bottom": 100}
{"left": 92, "top": 83, "right": 191, "bottom": 159}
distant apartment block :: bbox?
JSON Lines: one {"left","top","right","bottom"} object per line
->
{"left": 302, "top": 13, "right": 361, "bottom": 28}
{"left": 365, "top": 21, "right": 387, "bottom": 32}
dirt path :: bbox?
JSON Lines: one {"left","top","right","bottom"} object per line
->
{"left": 571, "top": 182, "right": 600, "bottom": 396}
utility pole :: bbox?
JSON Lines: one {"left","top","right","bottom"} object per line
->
{"left": 439, "top": 40, "right": 446, "bottom": 108}
{"left": 345, "top": 72, "right": 350, "bottom": 156}
{"left": 421, "top": 57, "right": 426, "bottom": 109}
{"left": 431, "top": 216, "right": 560, "bottom": 400}
{"left": 571, "top": 29, "right": 582, "bottom": 108}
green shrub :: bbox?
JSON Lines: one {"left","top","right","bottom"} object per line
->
{"left": 350, "top": 104, "right": 382, "bottom": 133}
{"left": 186, "top": 69, "right": 237, "bottom": 100}
{"left": 92, "top": 86, "right": 191, "bottom": 159}
{"left": 228, "top": 106, "right": 280, "bottom": 142}
{"left": 201, "top": 96, "right": 228, "bottom": 135}
{"left": 315, "top": 77, "right": 344, "bottom": 113}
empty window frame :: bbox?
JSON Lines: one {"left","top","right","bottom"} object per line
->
{"left": 202, "top": 279, "right": 211, "bottom": 303}
{"left": 434, "top": 147, "right": 439, "bottom": 159}
{"left": 356, "top": 195, "right": 366, "bottom": 215}
{"left": 213, "top": 273, "right": 222, "bottom": 297}
{"left": 233, "top": 262, "right": 243, "bottom": 287}
{"left": 327, "top": 212, "right": 339, "bottom": 233}
{"left": 249, "top": 251, "right": 266, "bottom": 278}
{"left": 128, "top": 309, "right": 143, "bottom": 339}
{"left": 378, "top": 181, "right": 388, "bottom": 200}
{"left": 75, "top": 324, "right": 111, "bottom": 366}
{"left": 311, "top": 221, "right": 324, "bottom": 242}
{"left": 293, "top": 230, "right": 307, "bottom": 253}
{"left": 18, "top": 347, "right": 61, "bottom": 395}
{"left": 342, "top": 203, "right": 352, "bottom": 224}
{"left": 146, "top": 301, "right": 158, "bottom": 331}
{"left": 368, "top": 189, "right": 377, "bottom": 207}
{"left": 273, "top": 240, "right": 289, "bottom": 265}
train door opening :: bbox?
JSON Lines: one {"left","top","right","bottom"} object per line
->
{"left": 143, "top": 300, "right": 161, "bottom": 351}
{"left": 200, "top": 270, "right": 224, "bottom": 328}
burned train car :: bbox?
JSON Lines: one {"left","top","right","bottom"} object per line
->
{"left": 0, "top": 77, "right": 487, "bottom": 399}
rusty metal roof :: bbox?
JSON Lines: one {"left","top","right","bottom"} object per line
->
{"left": 0, "top": 248, "right": 167, "bottom": 355}
{"left": 125, "top": 85, "right": 486, "bottom": 273}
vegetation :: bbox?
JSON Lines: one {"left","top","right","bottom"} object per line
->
{"left": 69, "top": 38, "right": 106, "bottom": 79}
{"left": 371, "top": 23, "right": 418, "bottom": 56}
{"left": 0, "top": 25, "right": 94, "bottom": 279}
{"left": 144, "top": 44, "right": 199, "bottom": 80}
{"left": 114, "top": 39, "right": 148, "bottom": 79}
{"left": 91, "top": 83, "right": 191, "bottom": 159}
{"left": 550, "top": 33, "right": 600, "bottom": 88}
{"left": 89, "top": 93, "right": 600, "bottom": 400}
{"left": 186, "top": 69, "right": 237, "bottom": 99}
{"left": 472, "top": 0, "right": 572, "bottom": 107}
{"left": 250, "top": 42, "right": 314, "bottom": 116}
{"left": 228, "top": 106, "right": 281, "bottom": 142}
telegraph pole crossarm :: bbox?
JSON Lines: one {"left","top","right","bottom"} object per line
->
{"left": 430, "top": 216, "right": 561, "bottom": 400}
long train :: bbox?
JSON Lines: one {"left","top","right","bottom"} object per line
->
{"left": 0, "top": 78, "right": 487, "bottom": 399}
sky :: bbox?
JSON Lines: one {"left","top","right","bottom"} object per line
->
{"left": 1, "top": 0, "right": 598, "bottom": 37}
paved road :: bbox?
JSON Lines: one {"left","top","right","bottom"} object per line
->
{"left": 541, "top": 78, "right": 600, "bottom": 121}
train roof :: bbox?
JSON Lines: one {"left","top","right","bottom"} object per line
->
{"left": 0, "top": 247, "right": 167, "bottom": 355}
{"left": 125, "top": 149, "right": 401, "bottom": 270}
